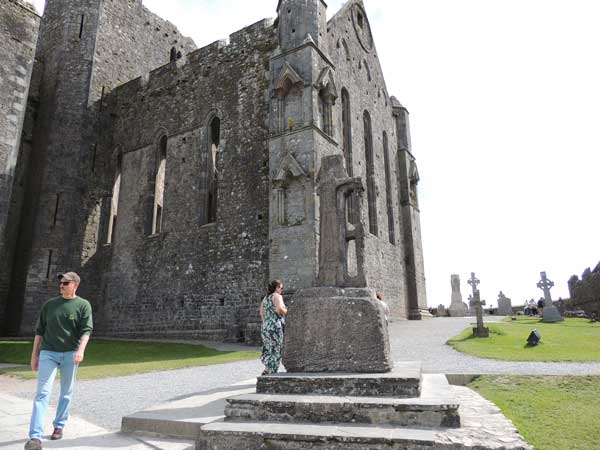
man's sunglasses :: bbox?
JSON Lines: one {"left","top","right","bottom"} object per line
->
{"left": 59, "top": 281, "right": 72, "bottom": 286}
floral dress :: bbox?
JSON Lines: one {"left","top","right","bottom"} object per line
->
{"left": 261, "top": 294, "right": 284, "bottom": 374}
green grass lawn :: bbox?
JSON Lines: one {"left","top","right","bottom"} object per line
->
{"left": 470, "top": 375, "right": 600, "bottom": 450}
{"left": 447, "top": 318, "right": 600, "bottom": 361}
{"left": 0, "top": 339, "right": 260, "bottom": 380}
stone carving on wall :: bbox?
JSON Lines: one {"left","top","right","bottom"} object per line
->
{"left": 273, "top": 62, "right": 304, "bottom": 133}
{"left": 315, "top": 66, "right": 337, "bottom": 137}
{"left": 272, "top": 152, "right": 307, "bottom": 226}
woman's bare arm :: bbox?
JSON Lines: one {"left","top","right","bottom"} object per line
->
{"left": 273, "top": 293, "right": 288, "bottom": 316}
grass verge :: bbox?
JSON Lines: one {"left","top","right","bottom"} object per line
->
{"left": 0, "top": 339, "right": 260, "bottom": 380}
{"left": 470, "top": 375, "right": 600, "bottom": 450}
{"left": 447, "top": 317, "right": 600, "bottom": 361}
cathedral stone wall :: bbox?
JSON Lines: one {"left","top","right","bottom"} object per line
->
{"left": 82, "top": 19, "right": 278, "bottom": 340}
{"left": 3, "top": 0, "right": 429, "bottom": 339}
{"left": 326, "top": 2, "right": 409, "bottom": 318}
{"left": 91, "top": 0, "right": 196, "bottom": 103}
{"left": 0, "top": 0, "right": 39, "bottom": 327}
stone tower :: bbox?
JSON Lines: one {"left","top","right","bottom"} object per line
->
{"left": 0, "top": 0, "right": 40, "bottom": 331}
{"left": 3, "top": 0, "right": 194, "bottom": 335}
{"left": 4, "top": 0, "right": 106, "bottom": 335}
{"left": 268, "top": 0, "right": 335, "bottom": 291}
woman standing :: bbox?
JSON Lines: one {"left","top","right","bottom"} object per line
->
{"left": 260, "top": 280, "right": 287, "bottom": 375}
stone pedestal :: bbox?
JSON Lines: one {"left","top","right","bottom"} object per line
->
{"left": 542, "top": 306, "right": 564, "bottom": 323}
{"left": 282, "top": 287, "right": 393, "bottom": 373}
{"left": 472, "top": 326, "right": 490, "bottom": 338}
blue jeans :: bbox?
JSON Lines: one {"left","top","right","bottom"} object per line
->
{"left": 29, "top": 350, "right": 78, "bottom": 439}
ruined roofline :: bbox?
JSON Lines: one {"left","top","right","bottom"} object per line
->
{"left": 109, "top": 17, "right": 275, "bottom": 101}
{"left": 134, "top": 0, "right": 197, "bottom": 49}
{"left": 277, "top": 0, "right": 328, "bottom": 13}
{"left": 9, "top": 0, "right": 40, "bottom": 17}
{"left": 326, "top": 0, "right": 357, "bottom": 24}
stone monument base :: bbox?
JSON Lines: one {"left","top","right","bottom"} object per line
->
{"left": 282, "top": 287, "right": 392, "bottom": 373}
{"left": 196, "top": 361, "right": 531, "bottom": 450}
{"left": 542, "top": 306, "right": 564, "bottom": 323}
{"left": 473, "top": 326, "right": 490, "bottom": 338}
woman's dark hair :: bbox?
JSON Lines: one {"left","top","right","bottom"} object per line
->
{"left": 268, "top": 279, "right": 283, "bottom": 295}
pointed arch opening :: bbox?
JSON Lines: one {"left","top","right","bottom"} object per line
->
{"left": 107, "top": 151, "right": 122, "bottom": 244}
{"left": 152, "top": 136, "right": 167, "bottom": 234}
{"left": 383, "top": 132, "right": 395, "bottom": 244}
{"left": 363, "top": 111, "right": 378, "bottom": 236}
{"left": 206, "top": 116, "right": 220, "bottom": 224}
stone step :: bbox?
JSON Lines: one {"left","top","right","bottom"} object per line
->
{"left": 197, "top": 421, "right": 526, "bottom": 450}
{"left": 224, "top": 393, "right": 460, "bottom": 428}
{"left": 256, "top": 362, "right": 422, "bottom": 398}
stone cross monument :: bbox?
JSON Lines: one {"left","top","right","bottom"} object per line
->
{"left": 469, "top": 272, "right": 489, "bottom": 337}
{"left": 282, "top": 155, "right": 393, "bottom": 373}
{"left": 448, "top": 274, "right": 469, "bottom": 316}
{"left": 537, "top": 271, "right": 563, "bottom": 322}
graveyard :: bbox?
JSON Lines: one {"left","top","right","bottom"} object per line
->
{"left": 448, "top": 317, "right": 600, "bottom": 361}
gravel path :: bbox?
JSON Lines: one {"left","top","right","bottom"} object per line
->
{"left": 2, "top": 316, "right": 599, "bottom": 431}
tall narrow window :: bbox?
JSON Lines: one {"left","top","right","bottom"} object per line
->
{"left": 363, "top": 111, "right": 378, "bottom": 236}
{"left": 79, "top": 14, "right": 85, "bottom": 39}
{"left": 382, "top": 132, "right": 395, "bottom": 244}
{"left": 207, "top": 117, "right": 220, "bottom": 223}
{"left": 46, "top": 250, "right": 53, "bottom": 279}
{"left": 170, "top": 47, "right": 177, "bottom": 62}
{"left": 52, "top": 194, "right": 60, "bottom": 227}
{"left": 341, "top": 89, "right": 353, "bottom": 176}
{"left": 152, "top": 136, "right": 167, "bottom": 234}
{"left": 107, "top": 153, "right": 122, "bottom": 244}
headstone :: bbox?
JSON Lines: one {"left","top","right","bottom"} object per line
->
{"left": 437, "top": 304, "right": 447, "bottom": 317}
{"left": 282, "top": 155, "right": 393, "bottom": 373}
{"left": 537, "top": 271, "right": 564, "bottom": 322}
{"left": 468, "top": 293, "right": 476, "bottom": 316}
{"left": 448, "top": 274, "right": 469, "bottom": 316}
{"left": 497, "top": 291, "right": 513, "bottom": 316}
{"left": 470, "top": 272, "right": 489, "bottom": 338}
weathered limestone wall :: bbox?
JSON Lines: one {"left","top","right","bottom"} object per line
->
{"left": 326, "top": 1, "right": 409, "bottom": 318}
{"left": 568, "top": 262, "right": 600, "bottom": 317}
{"left": 0, "top": 0, "right": 39, "bottom": 328}
{"left": 83, "top": 19, "right": 277, "bottom": 340}
{"left": 91, "top": 0, "right": 196, "bottom": 103}
{"left": 6, "top": 0, "right": 196, "bottom": 336}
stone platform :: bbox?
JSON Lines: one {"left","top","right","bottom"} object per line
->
{"left": 122, "top": 367, "right": 532, "bottom": 450}
{"left": 256, "top": 362, "right": 421, "bottom": 398}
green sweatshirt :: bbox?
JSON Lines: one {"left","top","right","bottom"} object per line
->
{"left": 35, "top": 296, "right": 93, "bottom": 352}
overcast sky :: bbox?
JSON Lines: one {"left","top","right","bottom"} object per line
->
{"left": 32, "top": 0, "right": 600, "bottom": 308}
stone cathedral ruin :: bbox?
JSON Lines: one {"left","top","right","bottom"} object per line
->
{"left": 0, "top": 0, "right": 430, "bottom": 342}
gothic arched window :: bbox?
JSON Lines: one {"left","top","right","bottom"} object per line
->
{"left": 383, "top": 132, "right": 395, "bottom": 244}
{"left": 107, "top": 152, "right": 122, "bottom": 243}
{"left": 363, "top": 111, "right": 378, "bottom": 236}
{"left": 152, "top": 136, "right": 167, "bottom": 234}
{"left": 207, "top": 117, "right": 220, "bottom": 224}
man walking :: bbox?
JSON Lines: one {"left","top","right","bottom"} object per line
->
{"left": 24, "top": 272, "right": 93, "bottom": 450}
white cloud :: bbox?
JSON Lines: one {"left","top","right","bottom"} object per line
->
{"left": 29, "top": 0, "right": 600, "bottom": 308}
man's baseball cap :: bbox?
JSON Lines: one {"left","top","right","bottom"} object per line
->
{"left": 58, "top": 272, "right": 81, "bottom": 283}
